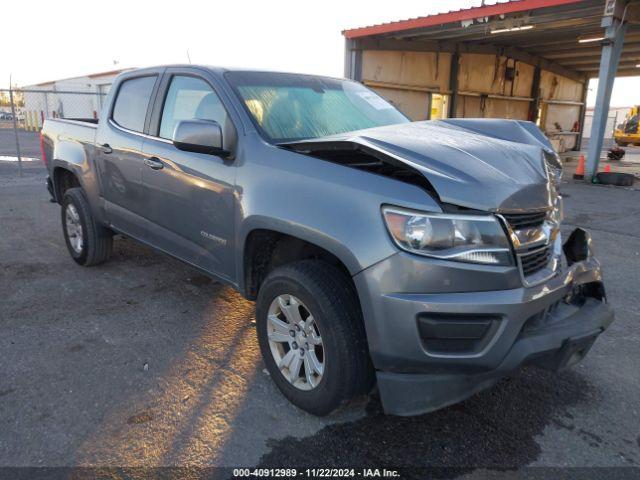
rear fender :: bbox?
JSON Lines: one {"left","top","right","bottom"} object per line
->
{"left": 50, "top": 140, "right": 103, "bottom": 222}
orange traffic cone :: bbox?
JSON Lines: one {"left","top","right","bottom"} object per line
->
{"left": 573, "top": 154, "right": 586, "bottom": 179}
{"left": 603, "top": 164, "right": 611, "bottom": 173}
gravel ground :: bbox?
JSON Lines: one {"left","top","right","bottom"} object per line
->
{"left": 0, "top": 160, "right": 638, "bottom": 478}
{"left": 0, "top": 126, "right": 41, "bottom": 159}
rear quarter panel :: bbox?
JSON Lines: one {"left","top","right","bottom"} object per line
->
{"left": 42, "top": 119, "right": 103, "bottom": 219}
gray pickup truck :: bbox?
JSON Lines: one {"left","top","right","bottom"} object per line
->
{"left": 41, "top": 65, "right": 613, "bottom": 416}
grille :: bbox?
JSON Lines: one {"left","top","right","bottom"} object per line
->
{"left": 520, "top": 246, "right": 551, "bottom": 276}
{"left": 502, "top": 211, "right": 547, "bottom": 230}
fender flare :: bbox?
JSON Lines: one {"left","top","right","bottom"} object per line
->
{"left": 237, "top": 215, "right": 364, "bottom": 293}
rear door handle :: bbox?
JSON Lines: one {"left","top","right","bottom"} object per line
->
{"left": 144, "top": 157, "right": 164, "bottom": 170}
{"left": 100, "top": 143, "right": 112, "bottom": 154}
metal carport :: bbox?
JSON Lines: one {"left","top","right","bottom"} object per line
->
{"left": 343, "top": 0, "right": 640, "bottom": 180}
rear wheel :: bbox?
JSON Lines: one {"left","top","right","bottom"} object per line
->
{"left": 61, "top": 187, "right": 113, "bottom": 266}
{"left": 256, "top": 260, "right": 373, "bottom": 416}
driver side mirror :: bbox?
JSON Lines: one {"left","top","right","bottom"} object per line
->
{"left": 172, "top": 119, "right": 230, "bottom": 157}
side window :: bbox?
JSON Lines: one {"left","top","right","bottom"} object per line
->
{"left": 112, "top": 76, "right": 156, "bottom": 133}
{"left": 159, "top": 75, "right": 229, "bottom": 139}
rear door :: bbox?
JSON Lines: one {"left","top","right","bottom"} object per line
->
{"left": 95, "top": 71, "right": 161, "bottom": 239}
{"left": 140, "top": 68, "right": 237, "bottom": 281}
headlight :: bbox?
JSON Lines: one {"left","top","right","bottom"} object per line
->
{"left": 382, "top": 207, "right": 513, "bottom": 266}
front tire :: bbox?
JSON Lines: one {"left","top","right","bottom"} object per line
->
{"left": 61, "top": 188, "right": 113, "bottom": 266}
{"left": 256, "top": 260, "right": 373, "bottom": 416}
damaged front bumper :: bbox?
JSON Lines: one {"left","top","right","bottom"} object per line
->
{"left": 354, "top": 228, "right": 614, "bottom": 416}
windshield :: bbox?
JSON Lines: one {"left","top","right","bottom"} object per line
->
{"left": 225, "top": 71, "right": 409, "bottom": 143}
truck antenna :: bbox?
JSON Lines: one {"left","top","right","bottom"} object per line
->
{"left": 186, "top": 50, "right": 192, "bottom": 64}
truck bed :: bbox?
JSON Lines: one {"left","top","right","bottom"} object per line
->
{"left": 42, "top": 118, "right": 98, "bottom": 147}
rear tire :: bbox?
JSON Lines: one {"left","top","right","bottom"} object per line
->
{"left": 61, "top": 187, "right": 113, "bottom": 266}
{"left": 256, "top": 260, "right": 373, "bottom": 416}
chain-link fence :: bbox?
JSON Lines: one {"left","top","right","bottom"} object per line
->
{"left": 581, "top": 112, "right": 619, "bottom": 151}
{"left": 0, "top": 88, "right": 107, "bottom": 176}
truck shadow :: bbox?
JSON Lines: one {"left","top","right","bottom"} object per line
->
{"left": 70, "top": 237, "right": 597, "bottom": 472}
{"left": 255, "top": 367, "right": 596, "bottom": 477}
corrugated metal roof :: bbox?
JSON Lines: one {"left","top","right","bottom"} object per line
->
{"left": 343, "top": 0, "right": 585, "bottom": 39}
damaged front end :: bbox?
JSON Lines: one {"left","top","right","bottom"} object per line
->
{"left": 281, "top": 123, "right": 568, "bottom": 288}
{"left": 517, "top": 228, "right": 610, "bottom": 373}
{"left": 366, "top": 227, "right": 613, "bottom": 415}
{"left": 283, "top": 120, "right": 613, "bottom": 416}
{"left": 281, "top": 119, "right": 558, "bottom": 212}
{"left": 279, "top": 139, "right": 441, "bottom": 200}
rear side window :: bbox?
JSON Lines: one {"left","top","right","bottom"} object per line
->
{"left": 159, "top": 75, "right": 229, "bottom": 139}
{"left": 112, "top": 76, "right": 156, "bottom": 133}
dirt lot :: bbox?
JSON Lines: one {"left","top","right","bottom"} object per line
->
{"left": 0, "top": 160, "right": 639, "bottom": 477}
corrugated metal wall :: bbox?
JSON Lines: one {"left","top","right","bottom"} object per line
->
{"left": 358, "top": 49, "right": 586, "bottom": 152}
{"left": 361, "top": 50, "right": 450, "bottom": 120}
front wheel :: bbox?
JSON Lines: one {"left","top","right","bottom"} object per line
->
{"left": 61, "top": 187, "right": 113, "bottom": 266}
{"left": 256, "top": 260, "right": 373, "bottom": 416}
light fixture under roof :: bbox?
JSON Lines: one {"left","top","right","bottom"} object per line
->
{"left": 578, "top": 35, "right": 605, "bottom": 43}
{"left": 490, "top": 25, "right": 534, "bottom": 34}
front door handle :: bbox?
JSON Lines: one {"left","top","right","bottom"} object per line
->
{"left": 100, "top": 143, "right": 113, "bottom": 154}
{"left": 144, "top": 157, "right": 164, "bottom": 170}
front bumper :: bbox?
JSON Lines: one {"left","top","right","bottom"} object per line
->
{"left": 353, "top": 230, "right": 613, "bottom": 416}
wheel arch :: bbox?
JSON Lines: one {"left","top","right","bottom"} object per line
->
{"left": 52, "top": 165, "right": 82, "bottom": 203}
{"left": 240, "top": 223, "right": 359, "bottom": 301}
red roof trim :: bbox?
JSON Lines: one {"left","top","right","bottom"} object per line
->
{"left": 343, "top": 0, "right": 585, "bottom": 39}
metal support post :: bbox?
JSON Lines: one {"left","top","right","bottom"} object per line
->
{"left": 448, "top": 51, "right": 459, "bottom": 119}
{"left": 585, "top": 14, "right": 627, "bottom": 181}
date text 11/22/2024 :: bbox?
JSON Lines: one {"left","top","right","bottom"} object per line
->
{"left": 232, "top": 468, "right": 400, "bottom": 477}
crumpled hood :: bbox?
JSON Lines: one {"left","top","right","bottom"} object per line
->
{"left": 285, "top": 119, "right": 555, "bottom": 212}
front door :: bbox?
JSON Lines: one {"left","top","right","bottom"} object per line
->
{"left": 141, "top": 73, "right": 237, "bottom": 281}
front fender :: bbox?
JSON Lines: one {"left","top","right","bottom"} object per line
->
{"left": 235, "top": 139, "right": 442, "bottom": 286}
{"left": 239, "top": 214, "right": 363, "bottom": 275}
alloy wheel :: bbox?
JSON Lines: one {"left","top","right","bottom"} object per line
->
{"left": 65, "top": 203, "right": 83, "bottom": 254}
{"left": 266, "top": 294, "right": 324, "bottom": 390}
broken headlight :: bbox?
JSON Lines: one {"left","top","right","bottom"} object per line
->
{"left": 382, "top": 207, "right": 513, "bottom": 266}
{"left": 544, "top": 150, "right": 563, "bottom": 189}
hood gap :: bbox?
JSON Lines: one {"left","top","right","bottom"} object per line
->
{"left": 280, "top": 141, "right": 440, "bottom": 202}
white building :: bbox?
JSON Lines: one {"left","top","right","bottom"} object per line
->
{"left": 22, "top": 68, "right": 133, "bottom": 121}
